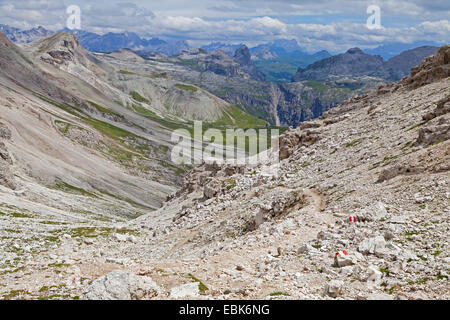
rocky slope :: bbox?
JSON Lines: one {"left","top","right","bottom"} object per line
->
{"left": 1, "top": 45, "right": 448, "bottom": 300}
{"left": 166, "top": 45, "right": 266, "bottom": 82}
{"left": 0, "top": 30, "right": 272, "bottom": 301}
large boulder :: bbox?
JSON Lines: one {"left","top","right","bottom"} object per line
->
{"left": 415, "top": 124, "right": 450, "bottom": 146}
{"left": 358, "top": 236, "right": 386, "bottom": 256}
{"left": 324, "top": 280, "right": 344, "bottom": 298}
{"left": 83, "top": 270, "right": 160, "bottom": 300}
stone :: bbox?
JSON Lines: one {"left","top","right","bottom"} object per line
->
{"left": 170, "top": 282, "right": 200, "bottom": 299}
{"left": 0, "top": 123, "right": 12, "bottom": 140}
{"left": 384, "top": 230, "right": 395, "bottom": 241}
{"left": 204, "top": 180, "right": 221, "bottom": 199}
{"left": 367, "top": 293, "right": 394, "bottom": 300}
{"left": 297, "top": 244, "right": 319, "bottom": 255}
{"left": 415, "top": 124, "right": 449, "bottom": 147}
{"left": 358, "top": 236, "right": 386, "bottom": 255}
{"left": 340, "top": 266, "right": 355, "bottom": 276}
{"left": 246, "top": 211, "right": 264, "bottom": 231}
{"left": 324, "top": 280, "right": 343, "bottom": 298}
{"left": 366, "top": 266, "right": 383, "bottom": 286}
{"left": 334, "top": 253, "right": 357, "bottom": 267}
{"left": 84, "top": 270, "right": 160, "bottom": 300}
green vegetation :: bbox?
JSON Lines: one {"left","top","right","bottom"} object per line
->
{"left": 379, "top": 267, "right": 390, "bottom": 276}
{"left": 253, "top": 56, "right": 324, "bottom": 82}
{"left": 346, "top": 139, "right": 362, "bottom": 148}
{"left": 269, "top": 291, "right": 291, "bottom": 297}
{"left": 53, "top": 179, "right": 98, "bottom": 198}
{"left": 89, "top": 101, "right": 122, "bottom": 117}
{"left": 188, "top": 274, "right": 209, "bottom": 293}
{"left": 67, "top": 226, "right": 138, "bottom": 239}
{"left": 2, "top": 290, "right": 30, "bottom": 300}
{"left": 175, "top": 83, "right": 198, "bottom": 92}
{"left": 304, "top": 81, "right": 329, "bottom": 92}
{"left": 335, "top": 189, "right": 355, "bottom": 201}
{"left": 433, "top": 250, "right": 443, "bottom": 256}
{"left": 406, "top": 122, "right": 425, "bottom": 131}
{"left": 10, "top": 212, "right": 33, "bottom": 218}
{"left": 130, "top": 91, "right": 151, "bottom": 104}
{"left": 301, "top": 161, "right": 311, "bottom": 168}
{"left": 213, "top": 105, "right": 266, "bottom": 129}
{"left": 225, "top": 178, "right": 237, "bottom": 190}
{"left": 128, "top": 103, "right": 157, "bottom": 117}
{"left": 118, "top": 70, "right": 136, "bottom": 75}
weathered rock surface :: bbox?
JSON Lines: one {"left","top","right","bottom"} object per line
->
{"left": 83, "top": 270, "right": 160, "bottom": 300}
{"left": 400, "top": 45, "right": 450, "bottom": 89}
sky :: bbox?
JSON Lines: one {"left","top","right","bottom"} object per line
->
{"left": 0, "top": 0, "right": 449, "bottom": 52}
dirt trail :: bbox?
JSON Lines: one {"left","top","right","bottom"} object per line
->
{"left": 303, "top": 188, "right": 327, "bottom": 212}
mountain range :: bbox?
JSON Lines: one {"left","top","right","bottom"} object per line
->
{"left": 0, "top": 24, "right": 189, "bottom": 56}
{"left": 292, "top": 46, "right": 440, "bottom": 82}
{"left": 0, "top": 24, "right": 445, "bottom": 127}
{"left": 2, "top": 24, "right": 444, "bottom": 85}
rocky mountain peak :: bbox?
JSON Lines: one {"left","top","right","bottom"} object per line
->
{"left": 346, "top": 47, "right": 364, "bottom": 54}
{"left": 30, "top": 32, "right": 85, "bottom": 66}
{"left": 234, "top": 45, "right": 252, "bottom": 66}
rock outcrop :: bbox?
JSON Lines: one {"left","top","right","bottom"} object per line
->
{"left": 400, "top": 45, "right": 450, "bottom": 89}
{"left": 279, "top": 124, "right": 322, "bottom": 160}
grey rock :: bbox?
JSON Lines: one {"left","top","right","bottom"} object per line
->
{"left": 334, "top": 253, "right": 357, "bottom": 267}
{"left": 84, "top": 270, "right": 160, "bottom": 300}
{"left": 324, "top": 280, "right": 344, "bottom": 298}
{"left": 358, "top": 236, "right": 386, "bottom": 255}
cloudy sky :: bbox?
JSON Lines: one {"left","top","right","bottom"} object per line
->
{"left": 0, "top": 0, "right": 449, "bottom": 52}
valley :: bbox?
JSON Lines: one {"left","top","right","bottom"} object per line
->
{"left": 0, "top": 22, "right": 448, "bottom": 301}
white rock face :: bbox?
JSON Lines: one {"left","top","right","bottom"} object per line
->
{"left": 358, "top": 236, "right": 386, "bottom": 255}
{"left": 169, "top": 282, "right": 200, "bottom": 299}
{"left": 83, "top": 270, "right": 160, "bottom": 300}
{"left": 366, "top": 266, "right": 383, "bottom": 286}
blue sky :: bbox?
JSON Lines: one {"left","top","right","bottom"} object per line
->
{"left": 0, "top": 0, "right": 449, "bottom": 52}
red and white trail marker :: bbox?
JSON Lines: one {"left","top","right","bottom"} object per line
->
{"left": 336, "top": 250, "right": 348, "bottom": 257}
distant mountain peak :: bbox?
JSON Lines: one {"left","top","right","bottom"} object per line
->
{"left": 234, "top": 45, "right": 252, "bottom": 65}
{"left": 346, "top": 47, "right": 363, "bottom": 54}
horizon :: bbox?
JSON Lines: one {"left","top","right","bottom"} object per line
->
{"left": 0, "top": 0, "right": 448, "bottom": 53}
